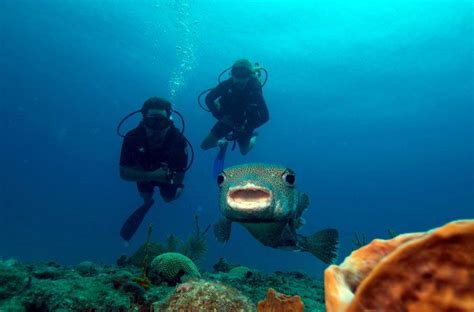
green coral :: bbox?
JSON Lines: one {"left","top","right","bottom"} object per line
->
{"left": 128, "top": 215, "right": 210, "bottom": 269}
{"left": 0, "top": 260, "right": 29, "bottom": 300}
{"left": 128, "top": 242, "right": 167, "bottom": 268}
{"left": 22, "top": 270, "right": 131, "bottom": 310}
{"left": 227, "top": 266, "right": 254, "bottom": 280}
{"left": 165, "top": 234, "right": 181, "bottom": 252}
{"left": 0, "top": 257, "right": 326, "bottom": 311}
{"left": 180, "top": 215, "right": 211, "bottom": 263}
{"left": 181, "top": 235, "right": 207, "bottom": 263}
{"left": 149, "top": 252, "right": 200, "bottom": 286}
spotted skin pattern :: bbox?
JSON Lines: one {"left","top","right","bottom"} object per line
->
{"left": 215, "top": 163, "right": 309, "bottom": 248}
{"left": 217, "top": 163, "right": 302, "bottom": 222}
{"left": 214, "top": 163, "right": 339, "bottom": 263}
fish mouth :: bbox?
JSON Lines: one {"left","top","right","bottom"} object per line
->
{"left": 226, "top": 184, "right": 272, "bottom": 211}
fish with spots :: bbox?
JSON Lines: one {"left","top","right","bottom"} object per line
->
{"left": 214, "top": 163, "right": 339, "bottom": 264}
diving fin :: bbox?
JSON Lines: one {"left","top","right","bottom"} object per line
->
{"left": 120, "top": 199, "right": 154, "bottom": 242}
{"left": 212, "top": 141, "right": 229, "bottom": 178}
{"left": 213, "top": 218, "right": 232, "bottom": 243}
{"left": 298, "top": 228, "right": 339, "bottom": 264}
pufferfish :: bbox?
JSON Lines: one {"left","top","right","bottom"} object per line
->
{"left": 214, "top": 163, "right": 339, "bottom": 264}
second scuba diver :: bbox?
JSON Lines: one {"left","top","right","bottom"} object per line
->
{"left": 200, "top": 59, "right": 270, "bottom": 156}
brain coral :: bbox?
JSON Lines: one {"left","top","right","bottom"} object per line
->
{"left": 157, "top": 280, "right": 254, "bottom": 311}
{"left": 149, "top": 252, "right": 200, "bottom": 286}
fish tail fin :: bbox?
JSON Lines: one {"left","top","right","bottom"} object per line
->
{"left": 299, "top": 228, "right": 339, "bottom": 264}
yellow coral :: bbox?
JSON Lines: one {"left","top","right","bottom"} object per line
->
{"left": 149, "top": 252, "right": 200, "bottom": 286}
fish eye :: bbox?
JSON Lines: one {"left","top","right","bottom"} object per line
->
{"left": 217, "top": 174, "right": 225, "bottom": 186}
{"left": 282, "top": 172, "right": 296, "bottom": 186}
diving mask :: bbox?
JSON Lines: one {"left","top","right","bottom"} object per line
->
{"left": 144, "top": 115, "right": 171, "bottom": 130}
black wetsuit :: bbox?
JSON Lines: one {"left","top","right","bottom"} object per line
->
{"left": 205, "top": 77, "right": 269, "bottom": 142}
{"left": 120, "top": 122, "right": 188, "bottom": 199}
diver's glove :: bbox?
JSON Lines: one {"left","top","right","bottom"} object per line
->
{"left": 150, "top": 164, "right": 172, "bottom": 183}
{"left": 166, "top": 170, "right": 177, "bottom": 184}
{"left": 166, "top": 170, "right": 185, "bottom": 186}
{"left": 233, "top": 119, "right": 252, "bottom": 135}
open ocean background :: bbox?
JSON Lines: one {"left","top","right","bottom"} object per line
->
{"left": 1, "top": 0, "right": 472, "bottom": 278}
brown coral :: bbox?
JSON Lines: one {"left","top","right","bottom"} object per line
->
{"left": 156, "top": 279, "right": 254, "bottom": 311}
{"left": 325, "top": 219, "right": 474, "bottom": 312}
{"left": 257, "top": 288, "right": 304, "bottom": 312}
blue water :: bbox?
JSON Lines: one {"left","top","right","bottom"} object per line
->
{"left": 1, "top": 0, "right": 472, "bottom": 278}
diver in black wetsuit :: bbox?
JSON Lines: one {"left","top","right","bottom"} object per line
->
{"left": 119, "top": 97, "right": 188, "bottom": 241}
{"left": 200, "top": 59, "right": 269, "bottom": 155}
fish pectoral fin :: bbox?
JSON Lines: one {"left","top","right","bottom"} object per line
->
{"left": 297, "top": 228, "right": 339, "bottom": 264}
{"left": 288, "top": 215, "right": 306, "bottom": 230}
{"left": 213, "top": 218, "right": 232, "bottom": 243}
{"left": 296, "top": 193, "right": 310, "bottom": 217}
{"left": 294, "top": 217, "right": 306, "bottom": 229}
{"left": 276, "top": 225, "right": 299, "bottom": 248}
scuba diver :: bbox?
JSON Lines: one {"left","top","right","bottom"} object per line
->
{"left": 200, "top": 59, "right": 270, "bottom": 160}
{"left": 118, "top": 97, "right": 191, "bottom": 241}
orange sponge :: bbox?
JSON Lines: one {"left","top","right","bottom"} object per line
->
{"left": 325, "top": 220, "right": 474, "bottom": 312}
{"left": 258, "top": 288, "right": 304, "bottom": 312}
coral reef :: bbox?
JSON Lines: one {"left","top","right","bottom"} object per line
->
{"left": 75, "top": 261, "right": 99, "bottom": 277}
{"left": 133, "top": 223, "right": 154, "bottom": 290}
{"left": 122, "top": 281, "right": 146, "bottom": 304}
{"left": 156, "top": 279, "right": 254, "bottom": 311}
{"left": 257, "top": 288, "right": 304, "bottom": 312}
{"left": 325, "top": 219, "right": 474, "bottom": 312}
{"left": 16, "top": 266, "right": 132, "bottom": 310}
{"left": 148, "top": 252, "right": 201, "bottom": 286}
{"left": 165, "top": 234, "right": 181, "bottom": 252}
{"left": 0, "top": 256, "right": 326, "bottom": 310}
{"left": 0, "top": 259, "right": 29, "bottom": 300}
{"left": 180, "top": 215, "right": 211, "bottom": 263}
{"left": 212, "top": 257, "right": 239, "bottom": 273}
{"left": 0, "top": 260, "right": 175, "bottom": 311}
{"left": 228, "top": 266, "right": 254, "bottom": 280}
{"left": 124, "top": 215, "right": 211, "bottom": 268}
{"left": 206, "top": 269, "right": 325, "bottom": 311}
{"left": 127, "top": 242, "right": 167, "bottom": 268}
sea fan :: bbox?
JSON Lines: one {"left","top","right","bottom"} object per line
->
{"left": 166, "top": 234, "right": 181, "bottom": 252}
{"left": 181, "top": 215, "right": 210, "bottom": 263}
